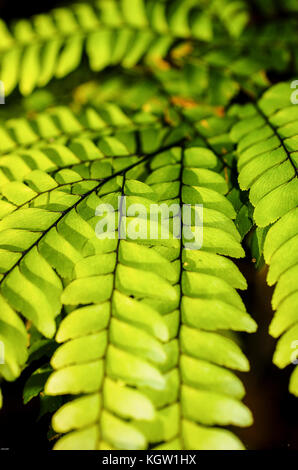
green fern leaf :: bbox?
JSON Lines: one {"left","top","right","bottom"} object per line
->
{"left": 1, "top": 0, "right": 298, "bottom": 450}
{"left": 28, "top": 138, "right": 258, "bottom": 450}
{"left": 0, "top": 122, "right": 177, "bottom": 403}
{"left": 0, "top": 0, "right": 250, "bottom": 96}
{"left": 0, "top": 109, "right": 257, "bottom": 447}
{"left": 231, "top": 82, "right": 298, "bottom": 396}
{"left": 0, "top": 102, "right": 159, "bottom": 158}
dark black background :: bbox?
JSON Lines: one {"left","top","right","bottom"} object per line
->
{"left": 0, "top": 0, "right": 297, "bottom": 451}
{"left": 0, "top": 0, "right": 62, "bottom": 20}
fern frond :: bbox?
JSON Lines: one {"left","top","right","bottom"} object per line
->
{"left": 231, "top": 82, "right": 298, "bottom": 395}
{"left": 0, "top": 295, "right": 28, "bottom": 381}
{"left": 0, "top": 125, "right": 178, "bottom": 335}
{"left": 0, "top": 102, "right": 161, "bottom": 156}
{"left": 0, "top": 0, "right": 250, "bottom": 96}
{"left": 38, "top": 135, "right": 257, "bottom": 450}
{"left": 0, "top": 126, "right": 178, "bottom": 406}
{"left": 0, "top": 107, "right": 169, "bottom": 195}
{"left": 0, "top": 284, "right": 28, "bottom": 406}
{"left": 0, "top": 87, "right": 256, "bottom": 449}
{"left": 1, "top": 0, "right": 298, "bottom": 450}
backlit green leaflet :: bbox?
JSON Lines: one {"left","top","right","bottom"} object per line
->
{"left": 231, "top": 82, "right": 298, "bottom": 396}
